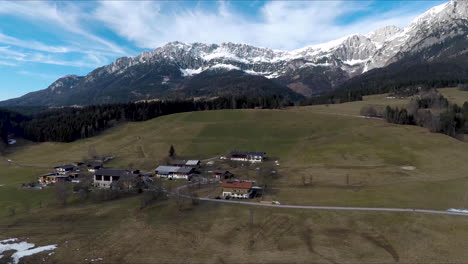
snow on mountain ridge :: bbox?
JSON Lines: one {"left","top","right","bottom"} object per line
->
{"left": 102, "top": 0, "right": 465, "bottom": 79}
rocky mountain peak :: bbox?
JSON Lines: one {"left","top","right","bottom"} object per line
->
{"left": 47, "top": 75, "right": 83, "bottom": 93}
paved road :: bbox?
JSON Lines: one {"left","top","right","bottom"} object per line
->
{"left": 196, "top": 197, "right": 468, "bottom": 217}
{"left": 176, "top": 181, "right": 468, "bottom": 217}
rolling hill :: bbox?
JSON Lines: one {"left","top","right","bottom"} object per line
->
{"left": 3, "top": 96, "right": 468, "bottom": 263}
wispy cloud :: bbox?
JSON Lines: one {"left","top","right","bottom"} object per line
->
{"left": 0, "top": 46, "right": 96, "bottom": 68}
{"left": 0, "top": 60, "right": 16, "bottom": 66}
{"left": 0, "top": 1, "right": 127, "bottom": 55}
{"left": 0, "top": 32, "right": 71, "bottom": 53}
{"left": 93, "top": 1, "right": 438, "bottom": 50}
{"left": 17, "top": 70, "right": 61, "bottom": 80}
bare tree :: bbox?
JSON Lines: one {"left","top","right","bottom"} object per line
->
{"left": 360, "top": 105, "right": 379, "bottom": 117}
{"left": 457, "top": 83, "right": 468, "bottom": 91}
{"left": 73, "top": 174, "right": 93, "bottom": 201}
{"left": 88, "top": 145, "right": 97, "bottom": 160}
{"left": 55, "top": 181, "right": 69, "bottom": 206}
{"left": 136, "top": 145, "right": 145, "bottom": 159}
{"left": 174, "top": 190, "right": 184, "bottom": 212}
{"left": 140, "top": 179, "right": 166, "bottom": 209}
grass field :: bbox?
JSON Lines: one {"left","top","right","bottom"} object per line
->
{"left": 3, "top": 95, "right": 468, "bottom": 263}
{"left": 301, "top": 93, "right": 410, "bottom": 116}
{"left": 438, "top": 87, "right": 468, "bottom": 105}
{"left": 5, "top": 103, "right": 468, "bottom": 209}
{"left": 3, "top": 197, "right": 468, "bottom": 264}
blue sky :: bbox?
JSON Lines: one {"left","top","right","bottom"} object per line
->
{"left": 0, "top": 0, "right": 447, "bottom": 101}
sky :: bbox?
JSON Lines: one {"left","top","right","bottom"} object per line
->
{"left": 0, "top": 0, "right": 447, "bottom": 101}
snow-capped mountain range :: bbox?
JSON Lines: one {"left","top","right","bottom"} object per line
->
{"left": 2, "top": 0, "right": 468, "bottom": 106}
{"left": 112, "top": 0, "right": 466, "bottom": 78}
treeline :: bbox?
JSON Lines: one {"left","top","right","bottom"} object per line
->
{"left": 298, "top": 81, "right": 462, "bottom": 107}
{"left": 4, "top": 95, "right": 293, "bottom": 143}
{"left": 298, "top": 58, "right": 468, "bottom": 107}
{"left": 0, "top": 109, "right": 30, "bottom": 144}
{"left": 298, "top": 89, "right": 363, "bottom": 106}
{"left": 383, "top": 90, "right": 468, "bottom": 138}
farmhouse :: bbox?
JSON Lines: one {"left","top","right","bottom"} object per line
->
{"left": 155, "top": 166, "right": 196, "bottom": 180}
{"left": 211, "top": 170, "right": 233, "bottom": 180}
{"left": 87, "top": 161, "right": 103, "bottom": 172}
{"left": 94, "top": 169, "right": 140, "bottom": 189}
{"left": 169, "top": 160, "right": 201, "bottom": 168}
{"left": 54, "top": 164, "right": 76, "bottom": 175}
{"left": 38, "top": 173, "right": 69, "bottom": 185}
{"left": 230, "top": 151, "right": 266, "bottom": 163}
{"left": 221, "top": 180, "right": 254, "bottom": 199}
{"left": 68, "top": 172, "right": 80, "bottom": 183}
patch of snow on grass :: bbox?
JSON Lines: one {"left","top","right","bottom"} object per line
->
{"left": 0, "top": 239, "right": 17, "bottom": 243}
{"left": 11, "top": 245, "right": 57, "bottom": 264}
{"left": 0, "top": 238, "right": 57, "bottom": 264}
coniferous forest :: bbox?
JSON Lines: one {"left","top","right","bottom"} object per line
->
{"left": 0, "top": 95, "right": 293, "bottom": 143}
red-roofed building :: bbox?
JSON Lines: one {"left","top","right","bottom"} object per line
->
{"left": 221, "top": 180, "right": 254, "bottom": 199}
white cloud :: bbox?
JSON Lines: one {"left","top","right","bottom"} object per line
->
{"left": 0, "top": 1, "right": 127, "bottom": 55}
{"left": 0, "top": 60, "right": 16, "bottom": 66}
{"left": 0, "top": 32, "right": 70, "bottom": 53}
{"left": 0, "top": 46, "right": 96, "bottom": 68}
{"left": 0, "top": 0, "right": 446, "bottom": 71}
{"left": 94, "top": 1, "right": 436, "bottom": 50}
{"left": 17, "top": 70, "right": 60, "bottom": 80}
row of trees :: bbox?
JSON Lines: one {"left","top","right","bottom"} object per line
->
{"left": 383, "top": 90, "right": 468, "bottom": 138}
{"left": 300, "top": 78, "right": 468, "bottom": 107}
{"left": 1, "top": 95, "right": 294, "bottom": 143}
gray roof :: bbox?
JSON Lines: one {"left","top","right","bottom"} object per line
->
{"left": 230, "top": 151, "right": 266, "bottom": 157}
{"left": 186, "top": 160, "right": 200, "bottom": 166}
{"left": 95, "top": 169, "right": 138, "bottom": 177}
{"left": 177, "top": 167, "right": 194, "bottom": 174}
{"left": 155, "top": 166, "right": 180, "bottom": 174}
{"left": 55, "top": 164, "right": 75, "bottom": 170}
{"left": 155, "top": 166, "right": 194, "bottom": 174}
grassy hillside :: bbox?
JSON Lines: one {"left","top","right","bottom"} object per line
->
{"left": 303, "top": 93, "right": 409, "bottom": 116}
{"left": 3, "top": 97, "right": 468, "bottom": 209}
{"left": 3, "top": 96, "right": 468, "bottom": 263}
{"left": 438, "top": 87, "right": 468, "bottom": 105}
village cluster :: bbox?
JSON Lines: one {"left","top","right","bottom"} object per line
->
{"left": 33, "top": 151, "right": 268, "bottom": 199}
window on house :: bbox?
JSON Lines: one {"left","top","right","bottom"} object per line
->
{"left": 104, "top": 176, "right": 110, "bottom": 181}
{"left": 96, "top": 175, "right": 102, "bottom": 181}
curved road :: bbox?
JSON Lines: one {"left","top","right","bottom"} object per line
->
{"left": 177, "top": 181, "right": 468, "bottom": 217}
{"left": 198, "top": 198, "right": 468, "bottom": 217}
